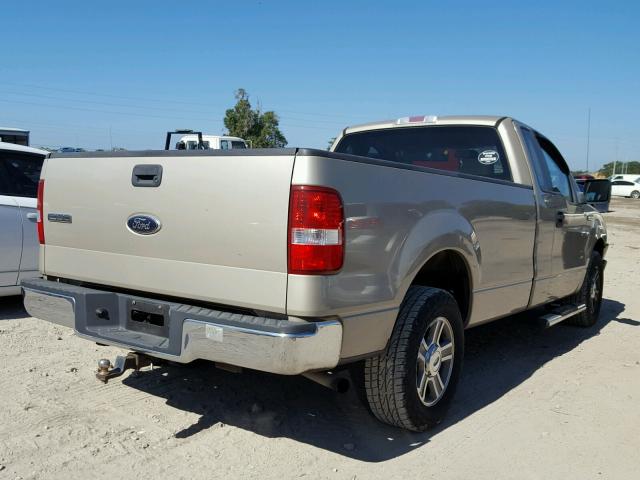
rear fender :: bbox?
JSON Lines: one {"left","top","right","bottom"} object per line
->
{"left": 395, "top": 210, "right": 480, "bottom": 307}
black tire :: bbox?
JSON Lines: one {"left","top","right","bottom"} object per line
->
{"left": 566, "top": 250, "right": 604, "bottom": 327}
{"left": 631, "top": 190, "right": 640, "bottom": 199}
{"left": 363, "top": 286, "right": 464, "bottom": 431}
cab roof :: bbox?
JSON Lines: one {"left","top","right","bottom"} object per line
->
{"left": 343, "top": 115, "right": 507, "bottom": 135}
{"left": 0, "top": 127, "right": 29, "bottom": 133}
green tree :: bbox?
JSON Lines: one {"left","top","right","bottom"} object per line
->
{"left": 327, "top": 137, "right": 336, "bottom": 150}
{"left": 223, "top": 89, "right": 287, "bottom": 148}
{"left": 599, "top": 161, "right": 640, "bottom": 177}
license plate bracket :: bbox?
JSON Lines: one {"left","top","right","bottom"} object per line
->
{"left": 126, "top": 298, "right": 170, "bottom": 337}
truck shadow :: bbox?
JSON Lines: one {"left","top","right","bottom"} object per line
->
{"left": 0, "top": 296, "right": 30, "bottom": 320}
{"left": 122, "top": 298, "right": 626, "bottom": 462}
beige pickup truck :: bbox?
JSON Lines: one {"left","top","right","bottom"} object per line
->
{"left": 23, "top": 115, "right": 607, "bottom": 431}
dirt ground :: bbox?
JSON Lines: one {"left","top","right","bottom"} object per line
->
{"left": 1, "top": 197, "right": 639, "bottom": 480}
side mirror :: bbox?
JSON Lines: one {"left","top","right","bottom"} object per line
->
{"left": 579, "top": 179, "right": 611, "bottom": 212}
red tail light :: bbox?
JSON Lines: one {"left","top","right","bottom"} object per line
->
{"left": 288, "top": 186, "right": 344, "bottom": 274}
{"left": 37, "top": 179, "right": 45, "bottom": 244}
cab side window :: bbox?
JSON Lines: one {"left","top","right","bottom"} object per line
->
{"left": 519, "top": 128, "right": 573, "bottom": 202}
{"left": 539, "top": 146, "right": 572, "bottom": 199}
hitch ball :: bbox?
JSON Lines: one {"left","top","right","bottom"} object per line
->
{"left": 98, "top": 358, "right": 111, "bottom": 375}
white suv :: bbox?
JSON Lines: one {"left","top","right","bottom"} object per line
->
{"left": 0, "top": 142, "right": 47, "bottom": 296}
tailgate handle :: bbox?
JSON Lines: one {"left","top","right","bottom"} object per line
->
{"left": 132, "top": 164, "right": 163, "bottom": 187}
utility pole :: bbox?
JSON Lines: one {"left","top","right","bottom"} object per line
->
{"left": 586, "top": 107, "right": 591, "bottom": 173}
{"left": 613, "top": 138, "right": 619, "bottom": 177}
{"left": 109, "top": 126, "right": 113, "bottom": 150}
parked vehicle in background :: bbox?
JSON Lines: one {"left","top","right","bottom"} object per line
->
{"left": 611, "top": 180, "right": 640, "bottom": 199}
{"left": 177, "top": 134, "right": 248, "bottom": 150}
{"left": 610, "top": 174, "right": 640, "bottom": 184}
{"left": 576, "top": 178, "right": 611, "bottom": 212}
{"left": 164, "top": 129, "right": 249, "bottom": 150}
{"left": 0, "top": 142, "right": 47, "bottom": 296}
{"left": 23, "top": 115, "right": 607, "bottom": 431}
{"left": 0, "top": 127, "right": 29, "bottom": 146}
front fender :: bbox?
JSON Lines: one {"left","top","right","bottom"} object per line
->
{"left": 587, "top": 210, "right": 608, "bottom": 256}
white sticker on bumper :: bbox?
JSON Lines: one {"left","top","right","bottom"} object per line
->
{"left": 205, "top": 324, "right": 224, "bottom": 342}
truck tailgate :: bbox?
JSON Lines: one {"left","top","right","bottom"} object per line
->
{"left": 41, "top": 151, "right": 295, "bottom": 313}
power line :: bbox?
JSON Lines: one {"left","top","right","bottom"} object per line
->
{"left": 0, "top": 98, "right": 220, "bottom": 122}
{"left": 0, "top": 80, "right": 372, "bottom": 121}
{"left": 0, "top": 96, "right": 343, "bottom": 132}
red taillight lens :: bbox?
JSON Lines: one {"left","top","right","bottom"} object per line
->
{"left": 37, "top": 179, "right": 45, "bottom": 244}
{"left": 288, "top": 186, "right": 344, "bottom": 274}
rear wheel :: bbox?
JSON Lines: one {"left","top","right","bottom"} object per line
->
{"left": 567, "top": 250, "right": 604, "bottom": 327}
{"left": 363, "top": 286, "right": 464, "bottom": 431}
{"left": 630, "top": 190, "right": 640, "bottom": 199}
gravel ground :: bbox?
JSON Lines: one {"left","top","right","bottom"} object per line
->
{"left": 1, "top": 197, "right": 638, "bottom": 480}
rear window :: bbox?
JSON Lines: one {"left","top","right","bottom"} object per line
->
{"left": 334, "top": 126, "right": 512, "bottom": 182}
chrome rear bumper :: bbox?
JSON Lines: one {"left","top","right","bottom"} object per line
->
{"left": 22, "top": 279, "right": 342, "bottom": 375}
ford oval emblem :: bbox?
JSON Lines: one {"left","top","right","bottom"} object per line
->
{"left": 127, "top": 214, "right": 162, "bottom": 235}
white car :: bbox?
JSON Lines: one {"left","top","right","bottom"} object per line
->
{"left": 611, "top": 179, "right": 640, "bottom": 199}
{"left": 610, "top": 174, "right": 640, "bottom": 184}
{"left": 0, "top": 142, "right": 47, "bottom": 296}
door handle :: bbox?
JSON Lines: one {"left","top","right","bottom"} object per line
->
{"left": 26, "top": 212, "right": 38, "bottom": 222}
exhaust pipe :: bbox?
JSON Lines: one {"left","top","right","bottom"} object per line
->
{"left": 303, "top": 371, "right": 350, "bottom": 393}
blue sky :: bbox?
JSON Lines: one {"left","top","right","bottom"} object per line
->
{"left": 1, "top": 0, "right": 638, "bottom": 170}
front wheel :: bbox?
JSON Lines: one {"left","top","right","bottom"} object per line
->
{"left": 363, "top": 286, "right": 464, "bottom": 431}
{"left": 630, "top": 190, "right": 640, "bottom": 199}
{"left": 567, "top": 250, "right": 604, "bottom": 327}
